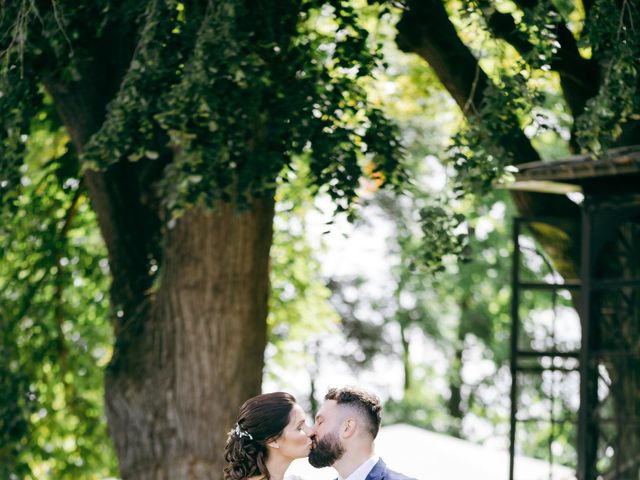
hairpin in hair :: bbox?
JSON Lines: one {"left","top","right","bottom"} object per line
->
{"left": 234, "top": 424, "right": 253, "bottom": 440}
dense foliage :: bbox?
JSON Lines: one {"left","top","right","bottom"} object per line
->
{"left": 2, "top": 0, "right": 639, "bottom": 476}
{"left": 1, "top": 0, "right": 403, "bottom": 477}
{"left": 1, "top": 0, "right": 403, "bottom": 214}
{"left": 0, "top": 118, "right": 116, "bottom": 478}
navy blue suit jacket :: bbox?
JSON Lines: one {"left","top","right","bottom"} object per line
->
{"left": 364, "top": 458, "right": 417, "bottom": 480}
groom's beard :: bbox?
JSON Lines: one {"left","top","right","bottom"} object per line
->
{"left": 308, "top": 432, "right": 345, "bottom": 468}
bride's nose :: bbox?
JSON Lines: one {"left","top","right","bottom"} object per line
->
{"left": 302, "top": 424, "right": 313, "bottom": 436}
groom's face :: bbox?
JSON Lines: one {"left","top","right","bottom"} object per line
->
{"left": 308, "top": 400, "right": 345, "bottom": 468}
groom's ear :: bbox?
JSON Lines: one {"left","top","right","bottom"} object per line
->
{"left": 341, "top": 418, "right": 357, "bottom": 439}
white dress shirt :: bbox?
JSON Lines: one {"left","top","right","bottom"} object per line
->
{"left": 338, "top": 455, "right": 380, "bottom": 480}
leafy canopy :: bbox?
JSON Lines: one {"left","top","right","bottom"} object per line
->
{"left": 1, "top": 0, "right": 404, "bottom": 215}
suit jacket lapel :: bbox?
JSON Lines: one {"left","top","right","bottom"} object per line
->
{"left": 365, "top": 459, "right": 387, "bottom": 480}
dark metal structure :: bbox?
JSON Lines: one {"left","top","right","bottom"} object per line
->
{"left": 508, "top": 146, "right": 640, "bottom": 480}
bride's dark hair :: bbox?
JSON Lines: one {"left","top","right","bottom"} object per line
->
{"left": 224, "top": 392, "right": 297, "bottom": 480}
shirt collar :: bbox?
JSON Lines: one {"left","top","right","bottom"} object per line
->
{"left": 338, "top": 455, "right": 380, "bottom": 480}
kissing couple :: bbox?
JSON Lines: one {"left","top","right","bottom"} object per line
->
{"left": 224, "top": 386, "right": 416, "bottom": 480}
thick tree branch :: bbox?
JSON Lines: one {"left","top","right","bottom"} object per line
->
{"left": 488, "top": 11, "right": 598, "bottom": 88}
{"left": 485, "top": 8, "right": 599, "bottom": 121}
{"left": 396, "top": 0, "right": 582, "bottom": 279}
{"left": 397, "top": 0, "right": 488, "bottom": 116}
{"left": 43, "top": 18, "right": 162, "bottom": 321}
{"left": 485, "top": 11, "right": 532, "bottom": 56}
{"left": 396, "top": 0, "right": 540, "bottom": 164}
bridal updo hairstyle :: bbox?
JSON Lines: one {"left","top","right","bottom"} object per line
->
{"left": 224, "top": 392, "right": 297, "bottom": 480}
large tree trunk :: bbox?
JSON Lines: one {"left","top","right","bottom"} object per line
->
{"left": 105, "top": 201, "right": 274, "bottom": 480}
{"left": 45, "top": 58, "right": 276, "bottom": 478}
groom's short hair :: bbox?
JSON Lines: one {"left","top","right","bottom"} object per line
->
{"left": 325, "top": 386, "right": 382, "bottom": 439}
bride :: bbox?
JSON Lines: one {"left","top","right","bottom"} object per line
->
{"left": 224, "top": 392, "right": 313, "bottom": 480}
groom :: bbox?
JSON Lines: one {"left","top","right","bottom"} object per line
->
{"left": 308, "top": 386, "right": 416, "bottom": 480}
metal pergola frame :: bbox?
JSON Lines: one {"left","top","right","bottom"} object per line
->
{"left": 509, "top": 215, "right": 581, "bottom": 480}
{"left": 508, "top": 146, "right": 640, "bottom": 480}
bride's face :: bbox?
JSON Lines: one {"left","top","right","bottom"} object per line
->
{"left": 273, "top": 403, "right": 313, "bottom": 459}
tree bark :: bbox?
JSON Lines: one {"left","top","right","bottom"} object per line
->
{"left": 105, "top": 201, "right": 275, "bottom": 480}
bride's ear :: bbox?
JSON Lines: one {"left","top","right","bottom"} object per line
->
{"left": 267, "top": 440, "right": 280, "bottom": 449}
